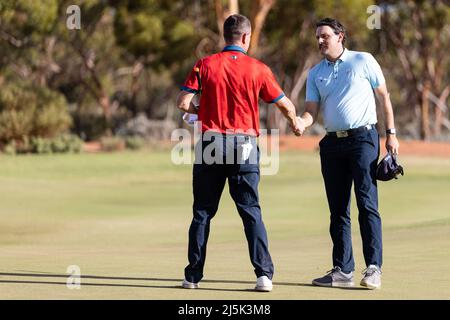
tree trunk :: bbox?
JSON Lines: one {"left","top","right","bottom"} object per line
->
{"left": 421, "top": 81, "right": 431, "bottom": 140}
{"left": 249, "top": 0, "right": 276, "bottom": 56}
{"left": 130, "top": 60, "right": 144, "bottom": 116}
{"left": 434, "top": 86, "right": 450, "bottom": 137}
{"left": 215, "top": 0, "right": 239, "bottom": 48}
{"left": 75, "top": 44, "right": 112, "bottom": 124}
{"left": 290, "top": 54, "right": 316, "bottom": 104}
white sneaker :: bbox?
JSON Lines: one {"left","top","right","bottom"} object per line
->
{"left": 360, "top": 265, "right": 382, "bottom": 289}
{"left": 255, "top": 276, "right": 273, "bottom": 292}
{"left": 182, "top": 279, "right": 199, "bottom": 289}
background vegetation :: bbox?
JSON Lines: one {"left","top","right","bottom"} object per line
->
{"left": 0, "top": 0, "right": 449, "bottom": 153}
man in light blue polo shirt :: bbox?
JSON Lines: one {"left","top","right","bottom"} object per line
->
{"left": 297, "top": 18, "right": 400, "bottom": 290}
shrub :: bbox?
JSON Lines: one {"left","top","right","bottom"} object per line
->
{"left": 0, "top": 79, "right": 72, "bottom": 144}
{"left": 30, "top": 137, "right": 53, "bottom": 154}
{"left": 125, "top": 135, "right": 145, "bottom": 150}
{"left": 50, "top": 134, "right": 83, "bottom": 153}
{"left": 3, "top": 141, "right": 16, "bottom": 155}
{"left": 72, "top": 112, "right": 109, "bottom": 141}
{"left": 27, "top": 134, "right": 83, "bottom": 155}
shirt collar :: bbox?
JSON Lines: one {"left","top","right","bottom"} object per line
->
{"left": 326, "top": 48, "right": 348, "bottom": 65}
{"left": 222, "top": 45, "right": 247, "bottom": 54}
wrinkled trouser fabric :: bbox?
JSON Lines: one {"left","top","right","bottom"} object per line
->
{"left": 184, "top": 134, "right": 274, "bottom": 283}
{"left": 319, "top": 128, "right": 382, "bottom": 273}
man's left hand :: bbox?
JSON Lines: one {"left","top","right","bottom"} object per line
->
{"left": 292, "top": 117, "right": 305, "bottom": 136}
{"left": 386, "top": 135, "right": 400, "bottom": 155}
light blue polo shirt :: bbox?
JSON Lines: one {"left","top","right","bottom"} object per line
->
{"left": 305, "top": 48, "right": 385, "bottom": 132}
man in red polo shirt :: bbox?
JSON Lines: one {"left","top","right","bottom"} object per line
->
{"left": 177, "top": 14, "right": 301, "bottom": 292}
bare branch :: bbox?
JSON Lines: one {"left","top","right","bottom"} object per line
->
{"left": 249, "top": 0, "right": 276, "bottom": 56}
{"left": 289, "top": 54, "right": 316, "bottom": 103}
{"left": 0, "top": 29, "right": 24, "bottom": 47}
{"left": 215, "top": 0, "right": 239, "bottom": 48}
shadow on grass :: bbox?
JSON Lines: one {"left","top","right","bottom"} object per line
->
{"left": 0, "top": 279, "right": 256, "bottom": 292}
{"left": 0, "top": 279, "right": 180, "bottom": 290}
{"left": 0, "top": 272, "right": 312, "bottom": 286}
{"left": 0, "top": 272, "right": 313, "bottom": 292}
{"left": 0, "top": 272, "right": 367, "bottom": 291}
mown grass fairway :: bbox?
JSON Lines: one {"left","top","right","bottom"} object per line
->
{"left": 0, "top": 149, "right": 449, "bottom": 299}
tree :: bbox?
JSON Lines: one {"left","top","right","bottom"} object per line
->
{"left": 110, "top": 0, "right": 200, "bottom": 118}
{"left": 0, "top": 76, "right": 72, "bottom": 146}
{"left": 1, "top": 0, "right": 448, "bottom": 143}
{"left": 379, "top": 0, "right": 450, "bottom": 140}
{"left": 1, "top": 0, "right": 122, "bottom": 139}
{"left": 0, "top": 0, "right": 59, "bottom": 82}
{"left": 0, "top": 0, "right": 71, "bottom": 148}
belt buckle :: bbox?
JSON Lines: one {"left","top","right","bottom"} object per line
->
{"left": 336, "top": 130, "right": 348, "bottom": 138}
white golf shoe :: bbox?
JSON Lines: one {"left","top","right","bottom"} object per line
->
{"left": 255, "top": 276, "right": 273, "bottom": 292}
{"left": 360, "top": 265, "right": 382, "bottom": 289}
{"left": 182, "top": 279, "right": 199, "bottom": 289}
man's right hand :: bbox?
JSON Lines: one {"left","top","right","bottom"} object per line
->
{"left": 292, "top": 116, "right": 305, "bottom": 136}
{"left": 274, "top": 96, "right": 306, "bottom": 136}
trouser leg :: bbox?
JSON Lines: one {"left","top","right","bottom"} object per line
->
{"left": 320, "top": 137, "right": 354, "bottom": 273}
{"left": 228, "top": 168, "right": 274, "bottom": 279}
{"left": 351, "top": 129, "right": 382, "bottom": 268}
{"left": 184, "top": 163, "right": 226, "bottom": 283}
{"left": 228, "top": 140, "right": 274, "bottom": 279}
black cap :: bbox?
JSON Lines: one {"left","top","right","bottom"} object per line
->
{"left": 376, "top": 153, "right": 404, "bottom": 181}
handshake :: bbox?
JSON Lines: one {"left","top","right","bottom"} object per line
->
{"left": 290, "top": 116, "right": 306, "bottom": 137}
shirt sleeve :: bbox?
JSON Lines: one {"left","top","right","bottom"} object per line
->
{"left": 259, "top": 66, "right": 285, "bottom": 104}
{"left": 364, "top": 54, "right": 385, "bottom": 89}
{"left": 181, "top": 61, "right": 202, "bottom": 94}
{"left": 305, "top": 69, "right": 320, "bottom": 102}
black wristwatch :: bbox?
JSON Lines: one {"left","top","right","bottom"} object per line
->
{"left": 386, "top": 128, "right": 396, "bottom": 135}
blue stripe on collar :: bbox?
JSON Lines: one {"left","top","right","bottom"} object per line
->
{"left": 222, "top": 45, "right": 247, "bottom": 54}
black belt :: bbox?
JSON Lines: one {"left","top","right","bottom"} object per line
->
{"left": 326, "top": 124, "right": 375, "bottom": 138}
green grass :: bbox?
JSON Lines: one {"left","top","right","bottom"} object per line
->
{"left": 0, "top": 150, "right": 449, "bottom": 299}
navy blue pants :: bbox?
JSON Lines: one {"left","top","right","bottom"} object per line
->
{"left": 184, "top": 135, "right": 274, "bottom": 283}
{"left": 319, "top": 128, "right": 382, "bottom": 273}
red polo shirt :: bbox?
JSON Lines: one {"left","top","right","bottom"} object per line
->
{"left": 181, "top": 45, "right": 284, "bottom": 136}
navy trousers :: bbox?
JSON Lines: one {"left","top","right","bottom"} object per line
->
{"left": 184, "top": 134, "right": 274, "bottom": 283}
{"left": 319, "top": 128, "right": 382, "bottom": 273}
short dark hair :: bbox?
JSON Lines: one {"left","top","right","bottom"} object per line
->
{"left": 223, "top": 14, "right": 251, "bottom": 43}
{"left": 316, "top": 18, "right": 346, "bottom": 45}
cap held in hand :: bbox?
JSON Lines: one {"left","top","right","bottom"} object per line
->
{"left": 376, "top": 153, "right": 404, "bottom": 181}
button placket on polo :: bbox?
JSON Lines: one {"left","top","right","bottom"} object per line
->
{"left": 333, "top": 62, "right": 339, "bottom": 79}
